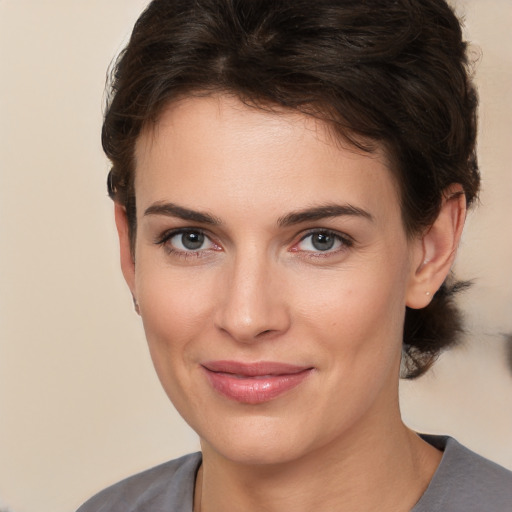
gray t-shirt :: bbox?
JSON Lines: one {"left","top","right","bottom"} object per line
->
{"left": 77, "top": 435, "right": 512, "bottom": 511}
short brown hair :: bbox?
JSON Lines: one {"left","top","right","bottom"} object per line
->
{"left": 103, "top": 0, "right": 480, "bottom": 378}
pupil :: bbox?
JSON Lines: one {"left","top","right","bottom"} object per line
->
{"left": 182, "top": 231, "right": 204, "bottom": 250}
{"left": 312, "top": 233, "right": 335, "bottom": 251}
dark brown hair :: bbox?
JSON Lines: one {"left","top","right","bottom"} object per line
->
{"left": 103, "top": 0, "right": 480, "bottom": 378}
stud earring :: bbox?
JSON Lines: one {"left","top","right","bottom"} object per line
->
{"left": 425, "top": 291, "right": 431, "bottom": 297}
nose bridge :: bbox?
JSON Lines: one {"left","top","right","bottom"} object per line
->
{"left": 215, "top": 245, "right": 289, "bottom": 342}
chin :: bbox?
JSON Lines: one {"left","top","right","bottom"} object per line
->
{"left": 203, "top": 435, "right": 308, "bottom": 467}
{"left": 195, "top": 410, "right": 329, "bottom": 467}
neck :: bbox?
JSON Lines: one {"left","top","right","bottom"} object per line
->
{"left": 195, "top": 410, "right": 441, "bottom": 512}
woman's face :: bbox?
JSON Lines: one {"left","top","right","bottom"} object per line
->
{"left": 123, "top": 94, "right": 423, "bottom": 465}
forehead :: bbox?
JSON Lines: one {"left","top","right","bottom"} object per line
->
{"left": 138, "top": 94, "right": 386, "bottom": 162}
{"left": 134, "top": 94, "right": 400, "bottom": 221}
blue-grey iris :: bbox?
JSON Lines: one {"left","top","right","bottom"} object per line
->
{"left": 181, "top": 231, "right": 205, "bottom": 250}
{"left": 312, "top": 233, "right": 335, "bottom": 251}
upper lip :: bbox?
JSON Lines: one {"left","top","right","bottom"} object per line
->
{"left": 201, "top": 360, "right": 313, "bottom": 377}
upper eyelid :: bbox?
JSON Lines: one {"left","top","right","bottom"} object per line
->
{"left": 155, "top": 227, "right": 211, "bottom": 244}
{"left": 296, "top": 228, "right": 353, "bottom": 244}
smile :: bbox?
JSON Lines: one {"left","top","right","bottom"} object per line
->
{"left": 201, "top": 361, "right": 314, "bottom": 404}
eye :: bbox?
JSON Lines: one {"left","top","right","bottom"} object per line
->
{"left": 156, "top": 229, "right": 219, "bottom": 254}
{"left": 171, "top": 230, "right": 209, "bottom": 251}
{"left": 294, "top": 230, "right": 350, "bottom": 253}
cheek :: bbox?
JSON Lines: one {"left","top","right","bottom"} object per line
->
{"left": 134, "top": 265, "right": 221, "bottom": 419}
{"left": 135, "top": 264, "right": 217, "bottom": 362}
{"left": 294, "top": 251, "right": 409, "bottom": 368}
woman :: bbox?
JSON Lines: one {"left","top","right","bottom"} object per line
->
{"left": 78, "top": 0, "right": 512, "bottom": 510}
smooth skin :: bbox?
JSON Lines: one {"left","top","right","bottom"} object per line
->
{"left": 115, "top": 94, "right": 466, "bottom": 512}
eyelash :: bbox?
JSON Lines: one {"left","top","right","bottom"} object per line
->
{"left": 155, "top": 228, "right": 353, "bottom": 259}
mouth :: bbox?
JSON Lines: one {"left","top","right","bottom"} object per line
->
{"left": 201, "top": 360, "right": 314, "bottom": 404}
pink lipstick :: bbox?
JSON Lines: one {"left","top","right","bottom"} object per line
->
{"left": 201, "top": 361, "right": 314, "bottom": 404}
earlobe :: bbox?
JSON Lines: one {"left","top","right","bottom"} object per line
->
{"left": 406, "top": 184, "right": 467, "bottom": 309}
{"left": 114, "top": 203, "right": 137, "bottom": 298}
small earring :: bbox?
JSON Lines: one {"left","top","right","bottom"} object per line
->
{"left": 425, "top": 291, "right": 431, "bottom": 297}
{"left": 132, "top": 295, "right": 140, "bottom": 315}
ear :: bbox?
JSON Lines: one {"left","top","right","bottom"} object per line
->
{"left": 406, "top": 184, "right": 467, "bottom": 309}
{"left": 114, "top": 203, "right": 137, "bottom": 299}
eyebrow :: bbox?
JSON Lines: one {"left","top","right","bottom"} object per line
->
{"left": 144, "top": 201, "right": 373, "bottom": 227}
{"left": 277, "top": 204, "right": 373, "bottom": 227}
{"left": 144, "top": 202, "right": 222, "bottom": 225}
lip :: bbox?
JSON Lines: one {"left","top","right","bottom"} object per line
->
{"left": 201, "top": 360, "right": 314, "bottom": 404}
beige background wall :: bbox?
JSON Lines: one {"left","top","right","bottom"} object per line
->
{"left": 0, "top": 1, "right": 510, "bottom": 511}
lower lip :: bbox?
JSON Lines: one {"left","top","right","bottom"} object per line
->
{"left": 202, "top": 367, "right": 313, "bottom": 404}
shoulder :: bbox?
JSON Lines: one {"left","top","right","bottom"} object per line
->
{"left": 413, "top": 435, "right": 512, "bottom": 512}
{"left": 76, "top": 452, "right": 202, "bottom": 512}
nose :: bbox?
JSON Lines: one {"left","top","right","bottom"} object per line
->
{"left": 214, "top": 253, "right": 291, "bottom": 343}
